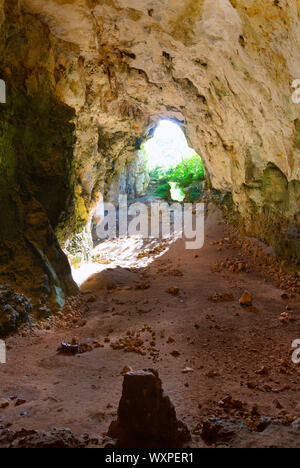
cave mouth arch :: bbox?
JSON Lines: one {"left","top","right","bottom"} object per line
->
{"left": 143, "top": 119, "right": 197, "bottom": 171}
{"left": 70, "top": 119, "right": 206, "bottom": 285}
{"left": 140, "top": 119, "right": 205, "bottom": 202}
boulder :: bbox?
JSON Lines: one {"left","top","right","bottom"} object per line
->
{"left": 108, "top": 369, "right": 191, "bottom": 448}
{"left": 0, "top": 285, "right": 32, "bottom": 337}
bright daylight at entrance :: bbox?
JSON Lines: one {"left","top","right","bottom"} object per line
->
{"left": 1, "top": 0, "right": 300, "bottom": 452}
{"left": 143, "top": 120, "right": 205, "bottom": 202}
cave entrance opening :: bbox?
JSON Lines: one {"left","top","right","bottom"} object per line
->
{"left": 141, "top": 120, "right": 205, "bottom": 203}
{"left": 70, "top": 120, "right": 206, "bottom": 286}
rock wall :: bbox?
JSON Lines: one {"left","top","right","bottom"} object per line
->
{"left": 0, "top": 0, "right": 78, "bottom": 312}
{"left": 0, "top": 0, "right": 300, "bottom": 308}
{"left": 19, "top": 0, "right": 300, "bottom": 226}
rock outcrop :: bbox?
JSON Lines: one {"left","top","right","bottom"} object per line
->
{"left": 0, "top": 0, "right": 300, "bottom": 319}
{"left": 0, "top": 0, "right": 79, "bottom": 314}
{"left": 0, "top": 285, "right": 32, "bottom": 337}
{"left": 0, "top": 427, "right": 98, "bottom": 448}
{"left": 108, "top": 369, "right": 191, "bottom": 447}
{"left": 200, "top": 416, "right": 300, "bottom": 448}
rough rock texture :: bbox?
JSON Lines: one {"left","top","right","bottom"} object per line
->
{"left": 107, "top": 369, "right": 191, "bottom": 447}
{"left": 0, "top": 285, "right": 32, "bottom": 337}
{"left": 0, "top": 0, "right": 300, "bottom": 312}
{"left": 200, "top": 417, "right": 300, "bottom": 448}
{"left": 0, "top": 427, "right": 97, "bottom": 448}
{"left": 0, "top": 0, "right": 79, "bottom": 314}
{"left": 201, "top": 417, "right": 250, "bottom": 445}
{"left": 17, "top": 0, "right": 300, "bottom": 220}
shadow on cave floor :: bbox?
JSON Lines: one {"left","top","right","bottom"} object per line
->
{"left": 73, "top": 196, "right": 182, "bottom": 286}
{"left": 73, "top": 195, "right": 208, "bottom": 286}
{"left": 1, "top": 204, "right": 300, "bottom": 448}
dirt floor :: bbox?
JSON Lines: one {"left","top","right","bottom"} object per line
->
{"left": 1, "top": 204, "right": 300, "bottom": 448}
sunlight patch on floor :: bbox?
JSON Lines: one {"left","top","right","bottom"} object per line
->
{"left": 71, "top": 235, "right": 177, "bottom": 286}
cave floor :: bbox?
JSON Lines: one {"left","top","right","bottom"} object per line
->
{"left": 1, "top": 205, "right": 300, "bottom": 448}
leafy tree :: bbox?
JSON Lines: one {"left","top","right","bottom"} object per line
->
{"left": 168, "top": 155, "right": 205, "bottom": 186}
{"left": 154, "top": 183, "right": 171, "bottom": 199}
{"left": 150, "top": 154, "right": 205, "bottom": 201}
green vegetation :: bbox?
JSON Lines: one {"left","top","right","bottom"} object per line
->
{"left": 141, "top": 120, "right": 205, "bottom": 202}
{"left": 148, "top": 154, "right": 205, "bottom": 202}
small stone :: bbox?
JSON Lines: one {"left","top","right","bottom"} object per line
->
{"left": 0, "top": 399, "right": 9, "bottom": 409}
{"left": 166, "top": 287, "right": 180, "bottom": 296}
{"left": 206, "top": 370, "right": 218, "bottom": 378}
{"left": 255, "top": 366, "right": 268, "bottom": 375}
{"left": 15, "top": 398, "right": 26, "bottom": 407}
{"left": 239, "top": 291, "right": 252, "bottom": 306}
{"left": 121, "top": 365, "right": 133, "bottom": 375}
{"left": 246, "top": 382, "right": 256, "bottom": 390}
{"left": 281, "top": 293, "right": 289, "bottom": 300}
{"left": 273, "top": 399, "right": 283, "bottom": 409}
{"left": 181, "top": 367, "right": 194, "bottom": 374}
{"left": 92, "top": 341, "right": 103, "bottom": 348}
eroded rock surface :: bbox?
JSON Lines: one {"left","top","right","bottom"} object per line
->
{"left": 201, "top": 417, "right": 250, "bottom": 445}
{"left": 0, "top": 0, "right": 300, "bottom": 318}
{"left": 201, "top": 416, "right": 300, "bottom": 448}
{"left": 16, "top": 0, "right": 300, "bottom": 226}
{"left": 0, "top": 428, "right": 97, "bottom": 448}
{"left": 0, "top": 285, "right": 32, "bottom": 337}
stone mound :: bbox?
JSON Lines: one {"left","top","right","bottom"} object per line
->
{"left": 108, "top": 369, "right": 191, "bottom": 448}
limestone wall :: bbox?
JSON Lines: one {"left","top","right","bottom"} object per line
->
{"left": 1, "top": 0, "right": 300, "bottom": 307}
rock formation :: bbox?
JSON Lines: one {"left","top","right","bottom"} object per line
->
{"left": 107, "top": 369, "right": 191, "bottom": 447}
{"left": 0, "top": 285, "right": 32, "bottom": 337}
{"left": 200, "top": 416, "right": 300, "bottom": 448}
{"left": 0, "top": 0, "right": 299, "bottom": 321}
{"left": 0, "top": 427, "right": 99, "bottom": 448}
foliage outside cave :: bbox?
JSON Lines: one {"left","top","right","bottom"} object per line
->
{"left": 147, "top": 154, "right": 205, "bottom": 202}
{"left": 141, "top": 120, "right": 205, "bottom": 203}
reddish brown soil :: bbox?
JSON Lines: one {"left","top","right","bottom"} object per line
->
{"left": 1, "top": 205, "right": 300, "bottom": 447}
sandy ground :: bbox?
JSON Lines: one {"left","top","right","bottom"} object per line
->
{"left": 1, "top": 204, "right": 300, "bottom": 447}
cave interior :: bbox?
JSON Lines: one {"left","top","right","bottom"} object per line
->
{"left": 0, "top": 0, "right": 300, "bottom": 449}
